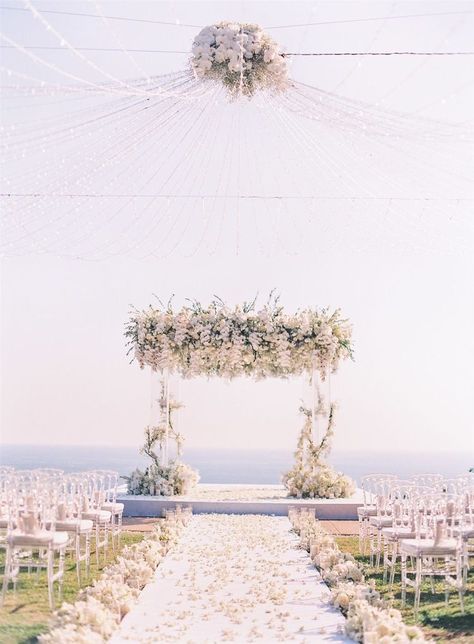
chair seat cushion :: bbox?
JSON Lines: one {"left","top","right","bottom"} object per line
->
{"left": 357, "top": 505, "right": 377, "bottom": 518}
{"left": 369, "top": 516, "right": 393, "bottom": 528}
{"left": 8, "top": 530, "right": 68, "bottom": 547}
{"left": 382, "top": 527, "right": 418, "bottom": 539}
{"left": 82, "top": 510, "right": 111, "bottom": 523}
{"left": 453, "top": 526, "right": 474, "bottom": 539}
{"left": 101, "top": 502, "right": 124, "bottom": 515}
{"left": 54, "top": 519, "right": 93, "bottom": 534}
{"left": 400, "top": 537, "right": 458, "bottom": 556}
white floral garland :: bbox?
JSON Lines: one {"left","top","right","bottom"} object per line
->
{"left": 290, "top": 511, "right": 431, "bottom": 643}
{"left": 126, "top": 296, "right": 353, "bottom": 379}
{"left": 39, "top": 513, "right": 187, "bottom": 643}
{"left": 191, "top": 22, "right": 288, "bottom": 97}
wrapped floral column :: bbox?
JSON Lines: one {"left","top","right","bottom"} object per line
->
{"left": 125, "top": 383, "right": 199, "bottom": 497}
{"left": 282, "top": 405, "right": 355, "bottom": 499}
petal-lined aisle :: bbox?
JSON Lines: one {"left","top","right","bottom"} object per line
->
{"left": 112, "top": 514, "right": 349, "bottom": 643}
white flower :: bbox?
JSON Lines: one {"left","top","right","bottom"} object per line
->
{"left": 38, "top": 624, "right": 105, "bottom": 644}
{"left": 346, "top": 600, "right": 428, "bottom": 643}
{"left": 79, "top": 578, "right": 139, "bottom": 620}
{"left": 104, "top": 555, "right": 154, "bottom": 589}
{"left": 126, "top": 299, "right": 352, "bottom": 381}
{"left": 127, "top": 461, "right": 200, "bottom": 497}
{"left": 44, "top": 597, "right": 116, "bottom": 639}
{"left": 330, "top": 582, "right": 383, "bottom": 615}
{"left": 190, "top": 22, "right": 288, "bottom": 97}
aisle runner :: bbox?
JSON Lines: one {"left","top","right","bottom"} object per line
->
{"left": 112, "top": 515, "right": 349, "bottom": 643}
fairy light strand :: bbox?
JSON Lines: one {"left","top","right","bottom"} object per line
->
{"left": 1, "top": 5, "right": 471, "bottom": 28}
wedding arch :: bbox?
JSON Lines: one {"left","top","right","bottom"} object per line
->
{"left": 126, "top": 295, "right": 354, "bottom": 498}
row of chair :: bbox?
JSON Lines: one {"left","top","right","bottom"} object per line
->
{"left": 0, "top": 467, "right": 124, "bottom": 608}
{"left": 358, "top": 473, "right": 473, "bottom": 616}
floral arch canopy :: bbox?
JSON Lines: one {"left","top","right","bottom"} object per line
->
{"left": 126, "top": 297, "right": 353, "bottom": 379}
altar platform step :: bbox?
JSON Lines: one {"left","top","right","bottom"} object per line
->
{"left": 119, "top": 484, "right": 363, "bottom": 520}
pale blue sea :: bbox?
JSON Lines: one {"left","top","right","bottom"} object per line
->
{"left": 0, "top": 445, "right": 472, "bottom": 485}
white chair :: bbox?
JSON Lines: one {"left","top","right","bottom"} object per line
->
{"left": 381, "top": 483, "right": 420, "bottom": 585}
{"left": 79, "top": 488, "right": 111, "bottom": 566}
{"left": 357, "top": 475, "right": 378, "bottom": 554}
{"left": 98, "top": 470, "right": 124, "bottom": 550}
{"left": 358, "top": 474, "right": 396, "bottom": 556}
{"left": 1, "top": 500, "right": 68, "bottom": 609}
{"left": 400, "top": 494, "right": 465, "bottom": 618}
{"left": 51, "top": 492, "right": 93, "bottom": 585}
{"left": 368, "top": 476, "right": 399, "bottom": 567}
{"left": 452, "top": 482, "right": 474, "bottom": 583}
{"left": 0, "top": 481, "right": 18, "bottom": 553}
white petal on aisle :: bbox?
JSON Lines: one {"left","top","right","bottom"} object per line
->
{"left": 112, "top": 514, "right": 349, "bottom": 643}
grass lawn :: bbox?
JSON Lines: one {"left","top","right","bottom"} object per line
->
{"left": 336, "top": 536, "right": 474, "bottom": 643}
{"left": 0, "top": 531, "right": 144, "bottom": 644}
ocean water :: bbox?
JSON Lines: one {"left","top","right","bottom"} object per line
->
{"left": 0, "top": 444, "right": 472, "bottom": 485}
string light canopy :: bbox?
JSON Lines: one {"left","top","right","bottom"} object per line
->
{"left": 1, "top": 8, "right": 472, "bottom": 258}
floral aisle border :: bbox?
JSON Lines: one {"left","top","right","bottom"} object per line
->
{"left": 289, "top": 509, "right": 431, "bottom": 643}
{"left": 39, "top": 510, "right": 190, "bottom": 644}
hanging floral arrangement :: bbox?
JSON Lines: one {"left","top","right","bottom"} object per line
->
{"left": 191, "top": 22, "right": 289, "bottom": 97}
{"left": 126, "top": 294, "right": 353, "bottom": 380}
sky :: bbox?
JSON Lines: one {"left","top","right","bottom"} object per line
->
{"left": 0, "top": 0, "right": 473, "bottom": 455}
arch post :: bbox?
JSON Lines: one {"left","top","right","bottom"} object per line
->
{"left": 311, "top": 354, "right": 318, "bottom": 444}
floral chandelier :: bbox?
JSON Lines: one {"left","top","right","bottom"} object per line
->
{"left": 191, "top": 22, "right": 289, "bottom": 97}
{"left": 126, "top": 295, "right": 353, "bottom": 379}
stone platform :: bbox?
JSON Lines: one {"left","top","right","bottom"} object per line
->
{"left": 119, "top": 484, "right": 362, "bottom": 520}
